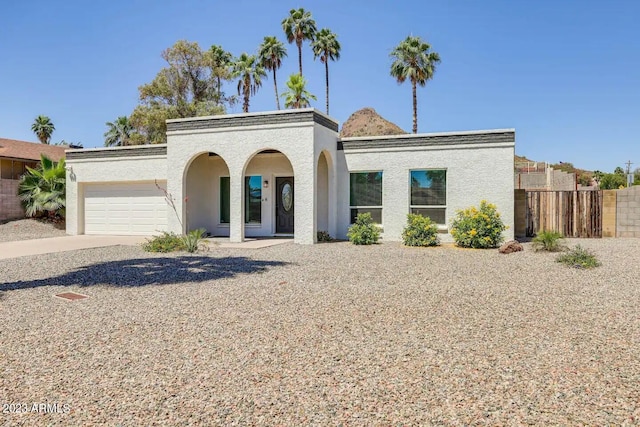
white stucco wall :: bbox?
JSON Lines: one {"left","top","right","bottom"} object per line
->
{"left": 336, "top": 141, "right": 515, "bottom": 242}
{"left": 65, "top": 150, "right": 168, "bottom": 235}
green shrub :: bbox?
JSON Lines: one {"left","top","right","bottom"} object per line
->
{"left": 532, "top": 230, "right": 565, "bottom": 252}
{"left": 450, "top": 200, "right": 506, "bottom": 248}
{"left": 556, "top": 245, "right": 600, "bottom": 269}
{"left": 317, "top": 230, "right": 334, "bottom": 242}
{"left": 142, "top": 232, "right": 185, "bottom": 253}
{"left": 182, "top": 228, "right": 209, "bottom": 253}
{"left": 347, "top": 213, "right": 380, "bottom": 245}
{"left": 402, "top": 213, "right": 440, "bottom": 247}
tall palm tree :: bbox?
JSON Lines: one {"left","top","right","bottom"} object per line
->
{"left": 282, "top": 74, "right": 316, "bottom": 109}
{"left": 18, "top": 154, "right": 66, "bottom": 218}
{"left": 232, "top": 53, "right": 267, "bottom": 113}
{"left": 207, "top": 44, "right": 233, "bottom": 104}
{"left": 312, "top": 28, "right": 341, "bottom": 115}
{"left": 282, "top": 8, "right": 317, "bottom": 76}
{"left": 31, "top": 115, "right": 55, "bottom": 144}
{"left": 259, "top": 36, "right": 287, "bottom": 110}
{"left": 104, "top": 116, "right": 134, "bottom": 147}
{"left": 390, "top": 36, "right": 441, "bottom": 134}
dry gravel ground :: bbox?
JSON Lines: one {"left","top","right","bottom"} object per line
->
{"left": 0, "top": 219, "right": 66, "bottom": 243}
{"left": 1, "top": 239, "right": 640, "bottom": 426}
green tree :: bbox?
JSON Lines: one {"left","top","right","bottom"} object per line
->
{"left": 282, "top": 74, "right": 316, "bottom": 109}
{"left": 282, "top": 8, "right": 317, "bottom": 76}
{"left": 599, "top": 172, "right": 626, "bottom": 189}
{"left": 205, "top": 44, "right": 233, "bottom": 104}
{"left": 31, "top": 115, "right": 55, "bottom": 144}
{"left": 104, "top": 116, "right": 134, "bottom": 147}
{"left": 131, "top": 40, "right": 227, "bottom": 144}
{"left": 18, "top": 154, "right": 66, "bottom": 218}
{"left": 312, "top": 28, "right": 341, "bottom": 115}
{"left": 259, "top": 36, "right": 287, "bottom": 110}
{"left": 390, "top": 36, "right": 441, "bottom": 134}
{"left": 233, "top": 53, "right": 266, "bottom": 113}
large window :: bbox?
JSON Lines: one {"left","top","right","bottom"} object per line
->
{"left": 220, "top": 177, "right": 230, "bottom": 224}
{"left": 350, "top": 171, "right": 383, "bottom": 224}
{"left": 245, "top": 175, "right": 262, "bottom": 224}
{"left": 410, "top": 170, "right": 446, "bottom": 224}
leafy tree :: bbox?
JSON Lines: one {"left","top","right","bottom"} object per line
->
{"left": 282, "top": 8, "right": 317, "bottom": 76}
{"left": 259, "top": 36, "right": 287, "bottom": 110}
{"left": 31, "top": 115, "right": 55, "bottom": 144}
{"left": 131, "top": 40, "right": 227, "bottom": 144}
{"left": 18, "top": 154, "right": 66, "bottom": 218}
{"left": 390, "top": 36, "right": 441, "bottom": 134}
{"left": 104, "top": 116, "right": 134, "bottom": 147}
{"left": 599, "top": 172, "right": 626, "bottom": 189}
{"left": 614, "top": 166, "right": 625, "bottom": 175}
{"left": 634, "top": 168, "right": 640, "bottom": 185}
{"left": 282, "top": 74, "right": 316, "bottom": 109}
{"left": 233, "top": 53, "right": 266, "bottom": 113}
{"left": 312, "top": 28, "right": 341, "bottom": 115}
{"left": 206, "top": 44, "right": 234, "bottom": 104}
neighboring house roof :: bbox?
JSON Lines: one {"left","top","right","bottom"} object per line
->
{"left": 0, "top": 138, "right": 66, "bottom": 162}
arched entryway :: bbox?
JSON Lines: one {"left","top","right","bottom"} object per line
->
{"left": 316, "top": 150, "right": 331, "bottom": 236}
{"left": 183, "top": 152, "right": 230, "bottom": 236}
{"left": 242, "top": 149, "right": 295, "bottom": 238}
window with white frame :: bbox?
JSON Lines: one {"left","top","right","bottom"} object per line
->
{"left": 410, "top": 169, "right": 446, "bottom": 224}
{"left": 349, "top": 171, "right": 383, "bottom": 224}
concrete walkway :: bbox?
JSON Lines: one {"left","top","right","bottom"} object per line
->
{"left": 0, "top": 235, "right": 293, "bottom": 260}
{"left": 0, "top": 235, "right": 147, "bottom": 260}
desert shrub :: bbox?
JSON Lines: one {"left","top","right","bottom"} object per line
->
{"left": 402, "top": 213, "right": 440, "bottom": 247}
{"left": 347, "top": 213, "right": 380, "bottom": 245}
{"left": 182, "top": 228, "right": 209, "bottom": 253}
{"left": 450, "top": 200, "right": 506, "bottom": 248}
{"left": 142, "top": 232, "right": 185, "bottom": 253}
{"left": 532, "top": 230, "right": 565, "bottom": 252}
{"left": 317, "top": 230, "right": 333, "bottom": 242}
{"left": 556, "top": 245, "right": 600, "bottom": 269}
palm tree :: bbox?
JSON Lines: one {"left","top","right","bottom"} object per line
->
{"left": 282, "top": 8, "right": 317, "bottom": 76}
{"left": 232, "top": 53, "right": 267, "bottom": 113}
{"left": 104, "top": 116, "right": 134, "bottom": 147}
{"left": 31, "top": 115, "right": 55, "bottom": 144}
{"left": 207, "top": 45, "right": 233, "bottom": 104}
{"left": 282, "top": 74, "right": 316, "bottom": 109}
{"left": 18, "top": 154, "right": 66, "bottom": 218}
{"left": 259, "top": 36, "right": 287, "bottom": 110}
{"left": 312, "top": 28, "right": 341, "bottom": 115}
{"left": 390, "top": 36, "right": 441, "bottom": 134}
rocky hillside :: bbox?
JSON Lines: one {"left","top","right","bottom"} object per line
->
{"left": 340, "top": 108, "right": 406, "bottom": 138}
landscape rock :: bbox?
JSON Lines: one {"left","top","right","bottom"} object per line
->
{"left": 499, "top": 240, "right": 523, "bottom": 254}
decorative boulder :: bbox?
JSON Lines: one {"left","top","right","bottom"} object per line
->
{"left": 499, "top": 240, "right": 523, "bottom": 254}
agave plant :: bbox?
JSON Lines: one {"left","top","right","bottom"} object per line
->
{"left": 18, "top": 154, "right": 66, "bottom": 218}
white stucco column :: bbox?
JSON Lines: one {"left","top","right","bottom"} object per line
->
{"left": 229, "top": 169, "right": 244, "bottom": 243}
{"left": 295, "top": 157, "right": 315, "bottom": 244}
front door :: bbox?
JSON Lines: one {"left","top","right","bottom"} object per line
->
{"left": 276, "top": 177, "right": 294, "bottom": 234}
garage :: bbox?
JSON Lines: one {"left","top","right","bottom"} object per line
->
{"left": 83, "top": 182, "right": 168, "bottom": 235}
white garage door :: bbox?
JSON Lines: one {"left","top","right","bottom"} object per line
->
{"left": 84, "top": 182, "right": 168, "bottom": 235}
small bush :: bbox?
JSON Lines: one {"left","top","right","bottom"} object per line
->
{"left": 317, "top": 230, "right": 334, "bottom": 242}
{"left": 182, "top": 228, "right": 209, "bottom": 253}
{"left": 143, "top": 232, "right": 185, "bottom": 253}
{"left": 556, "top": 245, "right": 600, "bottom": 269}
{"left": 347, "top": 213, "right": 380, "bottom": 245}
{"left": 450, "top": 200, "right": 506, "bottom": 248}
{"left": 402, "top": 213, "right": 440, "bottom": 247}
{"left": 532, "top": 230, "right": 565, "bottom": 252}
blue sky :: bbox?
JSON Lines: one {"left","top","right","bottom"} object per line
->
{"left": 1, "top": 0, "right": 638, "bottom": 172}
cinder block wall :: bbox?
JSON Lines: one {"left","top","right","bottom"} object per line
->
{"left": 0, "top": 179, "right": 24, "bottom": 222}
{"left": 514, "top": 189, "right": 526, "bottom": 238}
{"left": 616, "top": 186, "right": 640, "bottom": 237}
{"left": 602, "top": 190, "right": 617, "bottom": 237}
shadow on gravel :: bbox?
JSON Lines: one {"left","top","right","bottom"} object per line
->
{"left": 1, "top": 256, "right": 289, "bottom": 291}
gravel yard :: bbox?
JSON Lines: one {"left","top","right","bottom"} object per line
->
{"left": 1, "top": 238, "right": 639, "bottom": 425}
{"left": 0, "top": 219, "right": 66, "bottom": 243}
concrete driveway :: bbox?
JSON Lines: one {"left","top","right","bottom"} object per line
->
{"left": 0, "top": 235, "right": 147, "bottom": 260}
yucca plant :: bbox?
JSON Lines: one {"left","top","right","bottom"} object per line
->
{"left": 18, "top": 154, "right": 66, "bottom": 218}
{"left": 182, "top": 228, "right": 209, "bottom": 253}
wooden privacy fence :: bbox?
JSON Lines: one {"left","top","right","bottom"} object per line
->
{"left": 525, "top": 190, "right": 603, "bottom": 238}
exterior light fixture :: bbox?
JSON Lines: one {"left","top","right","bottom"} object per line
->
{"left": 263, "top": 180, "right": 269, "bottom": 188}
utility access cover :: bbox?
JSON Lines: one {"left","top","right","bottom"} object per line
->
{"left": 55, "top": 292, "right": 89, "bottom": 301}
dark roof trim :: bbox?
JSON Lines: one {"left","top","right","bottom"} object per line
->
{"left": 166, "top": 109, "right": 339, "bottom": 133}
{"left": 66, "top": 145, "right": 167, "bottom": 160}
{"left": 339, "top": 130, "right": 515, "bottom": 150}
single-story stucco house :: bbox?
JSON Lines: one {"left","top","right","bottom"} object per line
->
{"left": 65, "top": 109, "right": 515, "bottom": 244}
